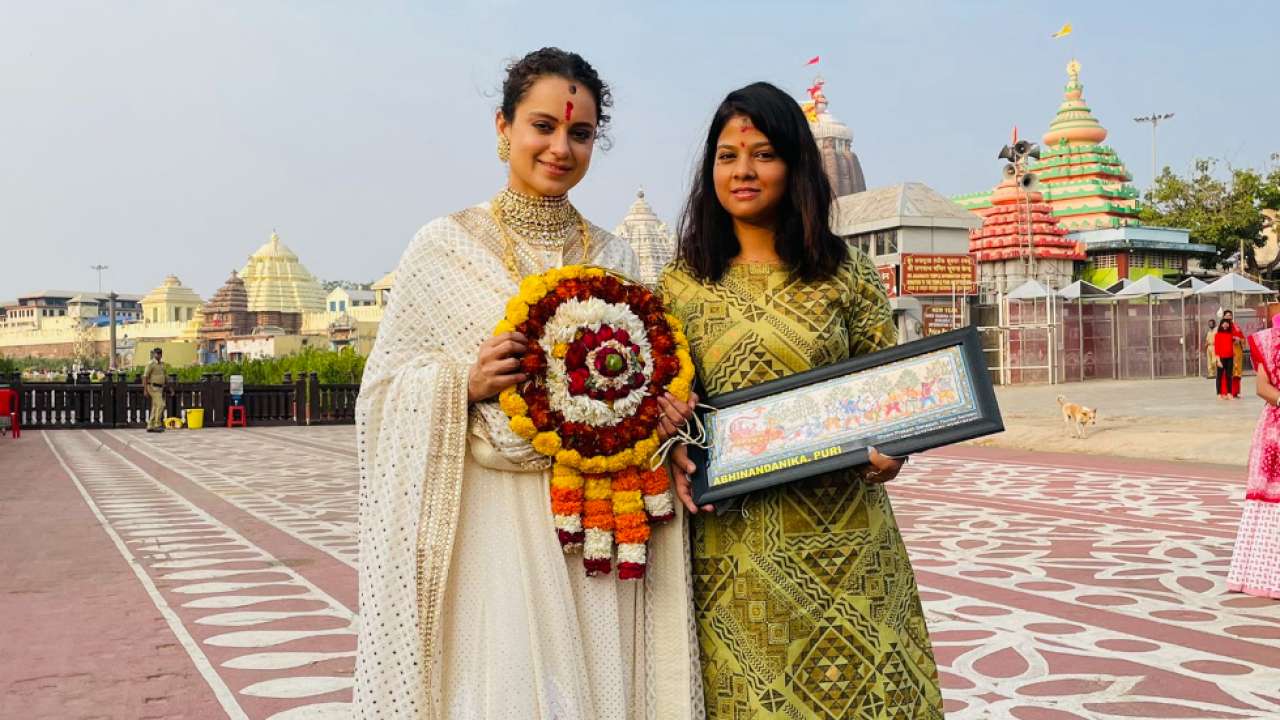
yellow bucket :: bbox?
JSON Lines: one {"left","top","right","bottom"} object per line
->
{"left": 185, "top": 408, "right": 205, "bottom": 429}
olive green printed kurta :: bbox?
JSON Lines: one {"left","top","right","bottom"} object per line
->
{"left": 659, "top": 252, "right": 944, "bottom": 720}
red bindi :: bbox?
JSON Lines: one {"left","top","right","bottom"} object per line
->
{"left": 565, "top": 101, "right": 574, "bottom": 122}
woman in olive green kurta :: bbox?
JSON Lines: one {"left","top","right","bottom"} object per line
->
{"left": 662, "top": 82, "right": 943, "bottom": 719}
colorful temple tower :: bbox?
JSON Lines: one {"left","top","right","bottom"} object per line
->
{"left": 969, "top": 151, "right": 1085, "bottom": 293}
{"left": 956, "top": 60, "right": 1140, "bottom": 227}
{"left": 1030, "top": 59, "right": 1141, "bottom": 230}
{"left": 955, "top": 59, "right": 1214, "bottom": 288}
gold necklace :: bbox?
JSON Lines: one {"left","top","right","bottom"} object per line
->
{"left": 494, "top": 188, "right": 577, "bottom": 247}
{"left": 490, "top": 193, "right": 592, "bottom": 282}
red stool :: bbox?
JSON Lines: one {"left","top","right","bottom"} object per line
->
{"left": 0, "top": 388, "right": 17, "bottom": 439}
{"left": 227, "top": 405, "right": 247, "bottom": 428}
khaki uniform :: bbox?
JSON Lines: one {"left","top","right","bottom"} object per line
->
{"left": 143, "top": 359, "right": 167, "bottom": 429}
{"left": 1206, "top": 329, "right": 1217, "bottom": 377}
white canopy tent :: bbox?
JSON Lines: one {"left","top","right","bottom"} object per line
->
{"left": 1114, "top": 274, "right": 1183, "bottom": 298}
{"left": 1105, "top": 278, "right": 1133, "bottom": 294}
{"left": 1001, "top": 279, "right": 1060, "bottom": 383}
{"left": 1193, "top": 272, "right": 1274, "bottom": 317}
{"left": 1113, "top": 275, "right": 1187, "bottom": 378}
{"left": 1057, "top": 281, "right": 1114, "bottom": 381}
{"left": 1195, "top": 272, "right": 1273, "bottom": 296}
{"left": 1193, "top": 273, "right": 1276, "bottom": 373}
{"left": 1007, "top": 279, "right": 1053, "bottom": 300}
{"left": 1177, "top": 277, "right": 1208, "bottom": 295}
{"left": 1058, "top": 280, "right": 1113, "bottom": 301}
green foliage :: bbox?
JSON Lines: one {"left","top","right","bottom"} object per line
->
{"left": 0, "top": 355, "right": 107, "bottom": 376}
{"left": 1140, "top": 158, "right": 1280, "bottom": 273}
{"left": 154, "top": 347, "right": 365, "bottom": 384}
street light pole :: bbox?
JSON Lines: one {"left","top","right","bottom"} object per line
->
{"left": 1133, "top": 113, "right": 1174, "bottom": 188}
{"left": 90, "top": 264, "right": 109, "bottom": 293}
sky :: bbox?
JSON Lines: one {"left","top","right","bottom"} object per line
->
{"left": 2, "top": 1, "right": 1277, "bottom": 301}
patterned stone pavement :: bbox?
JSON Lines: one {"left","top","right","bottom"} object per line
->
{"left": 2, "top": 426, "right": 1278, "bottom": 719}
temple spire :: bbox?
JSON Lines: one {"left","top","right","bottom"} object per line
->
{"left": 1042, "top": 58, "right": 1107, "bottom": 147}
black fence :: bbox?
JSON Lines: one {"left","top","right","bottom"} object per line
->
{"left": 0, "top": 372, "right": 359, "bottom": 430}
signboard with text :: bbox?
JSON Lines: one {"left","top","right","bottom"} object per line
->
{"left": 900, "top": 254, "right": 977, "bottom": 296}
{"left": 877, "top": 265, "right": 898, "bottom": 298}
{"left": 921, "top": 304, "right": 962, "bottom": 337}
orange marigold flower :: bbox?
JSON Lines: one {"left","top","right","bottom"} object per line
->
{"left": 614, "top": 511, "right": 648, "bottom": 530}
{"left": 583, "top": 505, "right": 615, "bottom": 531}
{"left": 550, "top": 486, "right": 583, "bottom": 504}
{"left": 611, "top": 467, "right": 641, "bottom": 491}
{"left": 551, "top": 501, "right": 581, "bottom": 516}
{"left": 615, "top": 518, "right": 651, "bottom": 544}
{"left": 642, "top": 467, "right": 671, "bottom": 495}
{"left": 615, "top": 528, "right": 650, "bottom": 545}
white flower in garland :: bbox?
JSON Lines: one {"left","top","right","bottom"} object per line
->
{"left": 542, "top": 297, "right": 654, "bottom": 427}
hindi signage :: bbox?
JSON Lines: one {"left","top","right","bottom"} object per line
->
{"left": 900, "top": 254, "right": 976, "bottom": 296}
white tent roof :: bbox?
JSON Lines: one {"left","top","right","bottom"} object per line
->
{"left": 1105, "top": 278, "right": 1133, "bottom": 293}
{"left": 1115, "top": 274, "right": 1182, "bottom": 297}
{"left": 1194, "top": 272, "right": 1273, "bottom": 295}
{"left": 1058, "top": 280, "right": 1113, "bottom": 301}
{"left": 1007, "top": 279, "right": 1053, "bottom": 300}
{"left": 1177, "top": 277, "right": 1208, "bottom": 291}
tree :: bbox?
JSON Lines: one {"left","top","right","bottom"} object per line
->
{"left": 1139, "top": 159, "right": 1280, "bottom": 274}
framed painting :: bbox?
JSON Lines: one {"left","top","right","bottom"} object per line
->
{"left": 688, "top": 326, "right": 1003, "bottom": 504}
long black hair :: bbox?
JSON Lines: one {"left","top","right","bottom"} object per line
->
{"left": 676, "top": 81, "right": 847, "bottom": 283}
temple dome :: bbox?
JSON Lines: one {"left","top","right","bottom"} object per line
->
{"left": 142, "top": 274, "right": 203, "bottom": 307}
{"left": 613, "top": 189, "right": 676, "bottom": 288}
{"left": 239, "top": 231, "right": 326, "bottom": 313}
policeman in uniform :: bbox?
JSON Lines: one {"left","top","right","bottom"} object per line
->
{"left": 143, "top": 348, "right": 168, "bottom": 432}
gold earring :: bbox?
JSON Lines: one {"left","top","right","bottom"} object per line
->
{"left": 497, "top": 135, "right": 510, "bottom": 163}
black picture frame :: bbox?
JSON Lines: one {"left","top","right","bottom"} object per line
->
{"left": 687, "top": 325, "right": 1003, "bottom": 505}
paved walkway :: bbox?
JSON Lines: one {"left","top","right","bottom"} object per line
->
{"left": 973, "top": 377, "right": 1261, "bottom": 467}
{"left": 2, "top": 427, "right": 1278, "bottom": 719}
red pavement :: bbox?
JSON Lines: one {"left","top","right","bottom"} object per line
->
{"left": 3, "top": 426, "right": 1279, "bottom": 720}
{"left": 0, "top": 432, "right": 225, "bottom": 720}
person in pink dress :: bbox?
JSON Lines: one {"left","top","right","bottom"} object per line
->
{"left": 1227, "top": 313, "right": 1280, "bottom": 599}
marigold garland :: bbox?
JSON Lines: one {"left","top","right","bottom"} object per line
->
{"left": 495, "top": 265, "right": 694, "bottom": 578}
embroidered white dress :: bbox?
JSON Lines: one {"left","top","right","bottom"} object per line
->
{"left": 353, "top": 203, "right": 704, "bottom": 719}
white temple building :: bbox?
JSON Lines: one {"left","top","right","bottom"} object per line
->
{"left": 613, "top": 189, "right": 677, "bottom": 289}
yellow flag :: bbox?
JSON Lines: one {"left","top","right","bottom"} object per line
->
{"left": 1051, "top": 22, "right": 1073, "bottom": 38}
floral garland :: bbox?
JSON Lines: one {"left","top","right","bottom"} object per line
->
{"left": 496, "top": 265, "right": 695, "bottom": 578}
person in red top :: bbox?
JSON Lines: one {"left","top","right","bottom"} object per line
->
{"left": 1224, "top": 310, "right": 1247, "bottom": 397}
{"left": 1216, "top": 315, "right": 1246, "bottom": 398}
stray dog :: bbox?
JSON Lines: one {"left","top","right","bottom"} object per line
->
{"left": 1058, "top": 395, "right": 1098, "bottom": 438}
